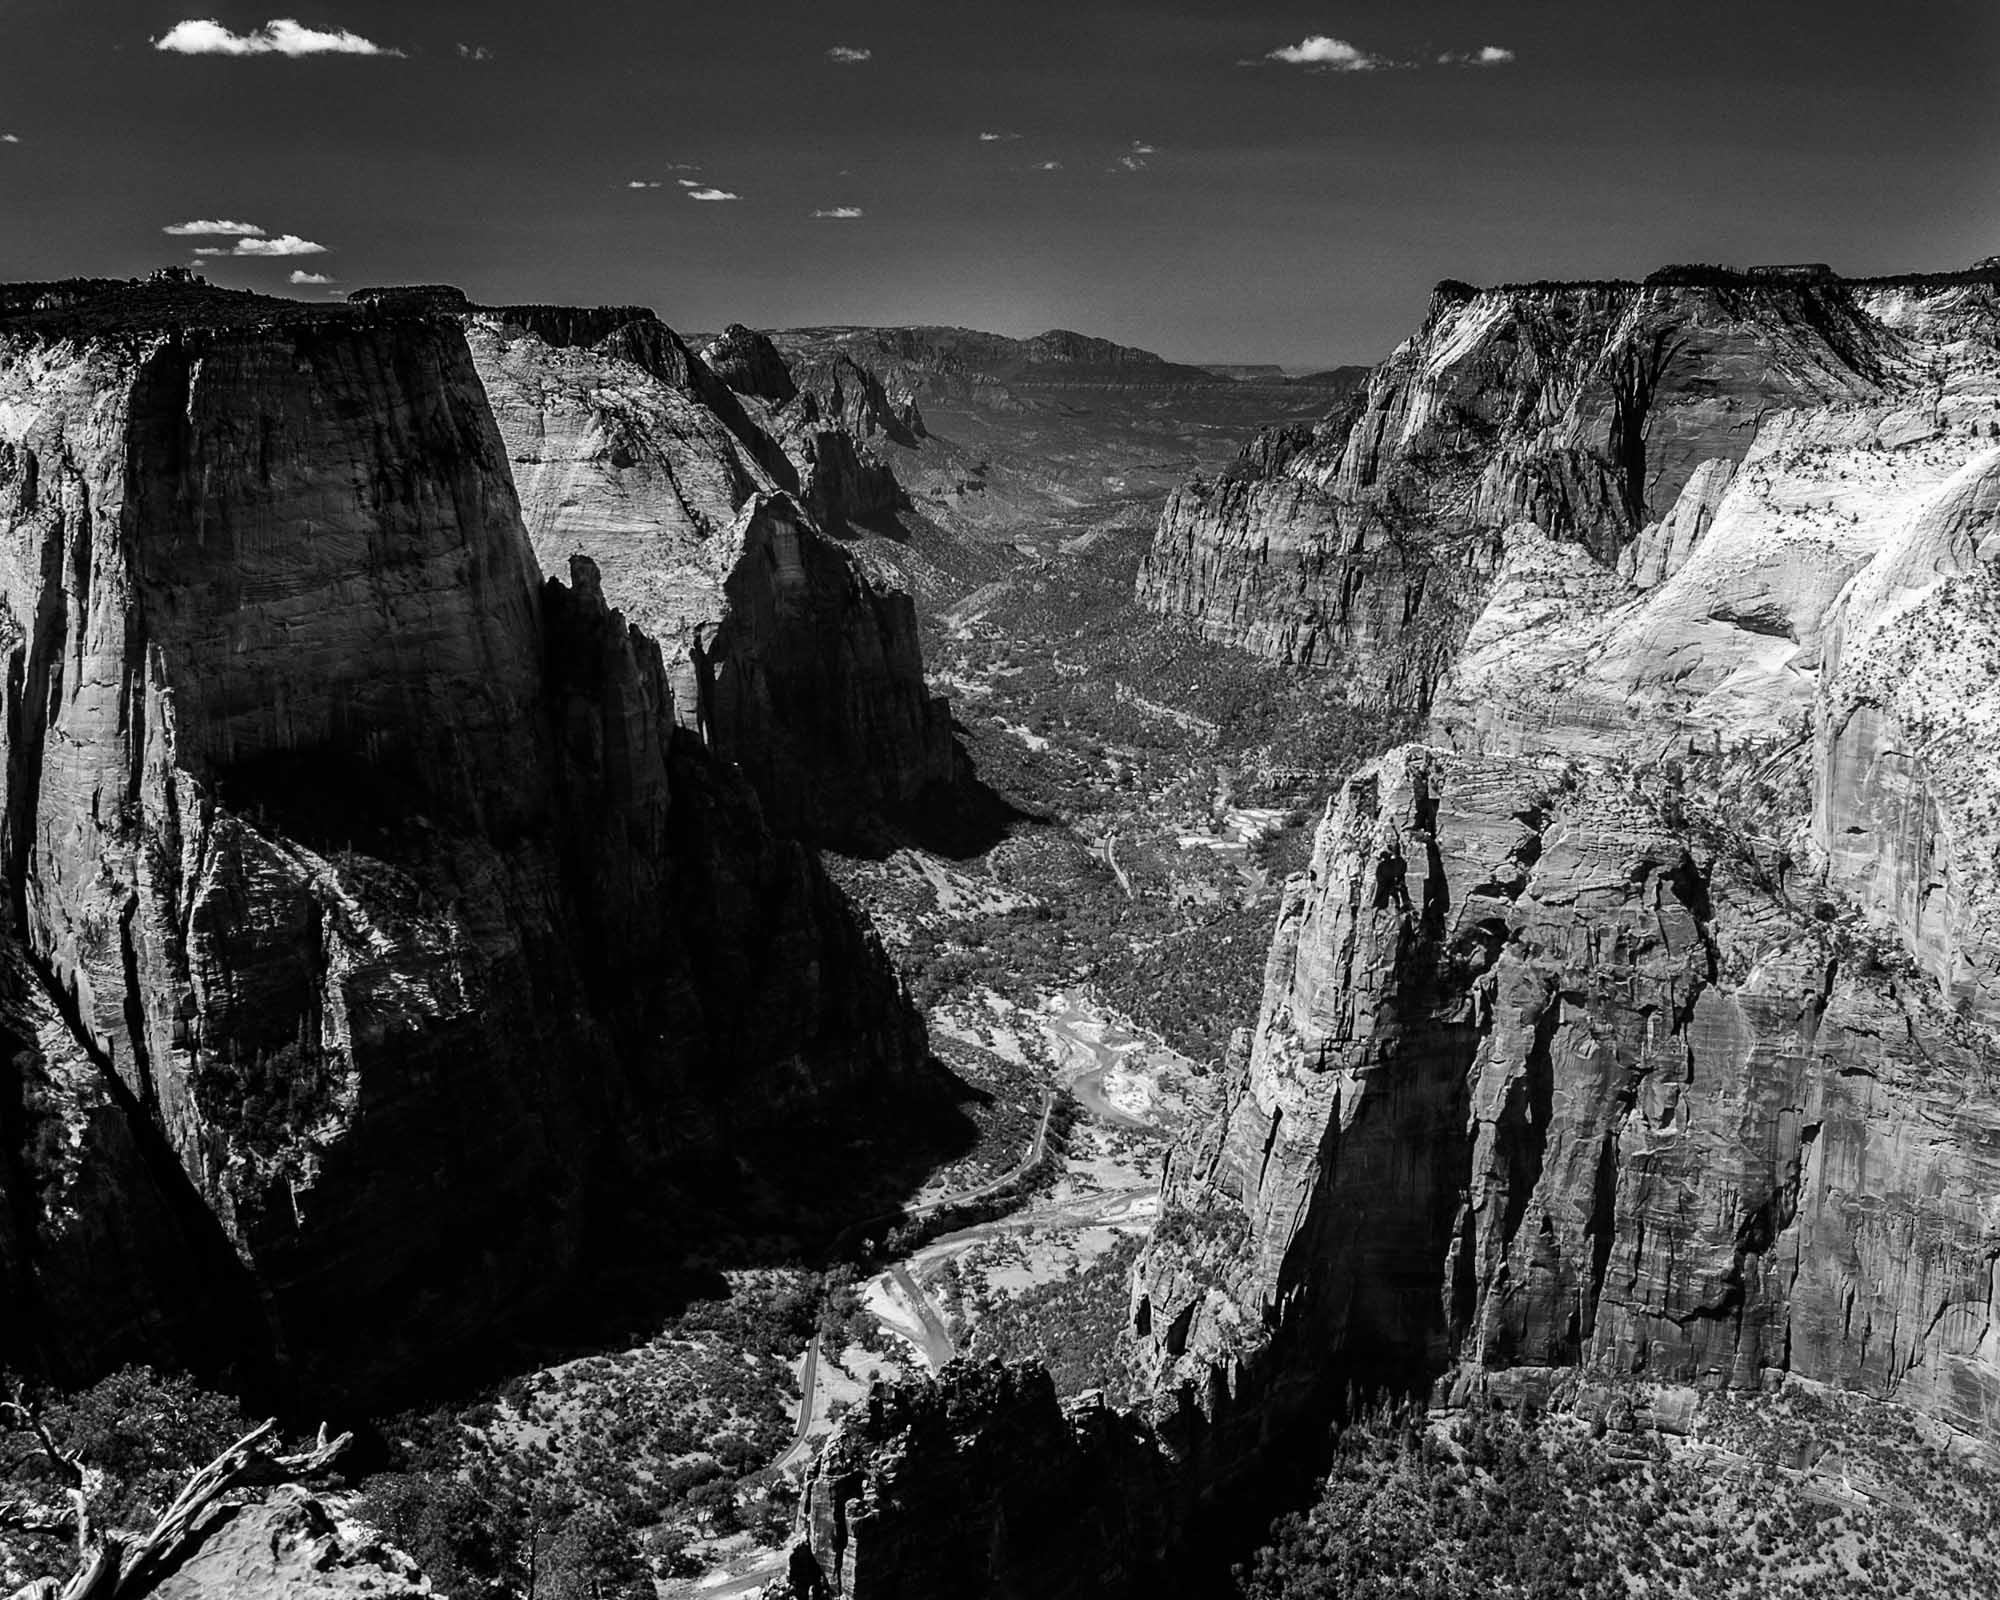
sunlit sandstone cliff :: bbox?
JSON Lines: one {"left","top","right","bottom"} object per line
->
{"left": 1137, "top": 270, "right": 1992, "bottom": 705}
{"left": 0, "top": 286, "right": 925, "bottom": 1401}
{"left": 463, "top": 306, "right": 958, "bottom": 847}
{"left": 1145, "top": 264, "right": 2000, "bottom": 1038}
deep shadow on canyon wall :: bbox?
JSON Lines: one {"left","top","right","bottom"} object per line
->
{"left": 0, "top": 287, "right": 974, "bottom": 1416}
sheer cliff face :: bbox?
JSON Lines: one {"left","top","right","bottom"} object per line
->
{"left": 1814, "top": 449, "right": 2000, "bottom": 1027}
{"left": 1136, "top": 747, "right": 2000, "bottom": 1440}
{"left": 0, "top": 308, "right": 924, "bottom": 1398}
{"left": 466, "top": 310, "right": 956, "bottom": 846}
{"left": 1137, "top": 277, "right": 1903, "bottom": 697}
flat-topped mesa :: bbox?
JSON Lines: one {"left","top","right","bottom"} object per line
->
{"left": 1133, "top": 746, "right": 2000, "bottom": 1455}
{"left": 0, "top": 295, "right": 925, "bottom": 1400}
{"left": 767, "top": 324, "right": 1229, "bottom": 419}
{"left": 1137, "top": 262, "right": 2000, "bottom": 716}
{"left": 458, "top": 298, "right": 957, "bottom": 845}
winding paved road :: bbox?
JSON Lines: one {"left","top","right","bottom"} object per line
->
{"left": 770, "top": 1335, "right": 823, "bottom": 1474}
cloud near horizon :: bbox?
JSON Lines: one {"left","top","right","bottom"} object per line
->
{"left": 195, "top": 233, "right": 328, "bottom": 257}
{"left": 163, "top": 218, "right": 265, "bottom": 236}
{"left": 979, "top": 131, "right": 1020, "bottom": 142}
{"left": 811, "top": 207, "right": 864, "bottom": 219}
{"left": 1264, "top": 35, "right": 1380, "bottom": 71}
{"left": 1, "top": 134, "right": 19, "bottom": 144}
{"left": 1440, "top": 46, "right": 1517, "bottom": 66}
{"left": 289, "top": 270, "right": 335, "bottom": 284}
{"left": 153, "top": 19, "right": 404, "bottom": 57}
{"left": 826, "top": 45, "right": 871, "bottom": 63}
{"left": 686, "top": 187, "right": 738, "bottom": 202}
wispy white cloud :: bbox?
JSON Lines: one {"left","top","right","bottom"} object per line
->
{"left": 1, "top": 134, "right": 19, "bottom": 144}
{"left": 1439, "top": 45, "right": 1516, "bottom": 66}
{"left": 1113, "top": 140, "right": 1155, "bottom": 172}
{"left": 826, "top": 45, "right": 871, "bottom": 63}
{"left": 811, "top": 206, "right": 864, "bottom": 219}
{"left": 163, "top": 218, "right": 266, "bottom": 236}
{"left": 979, "top": 131, "right": 1020, "bottom": 142}
{"left": 1263, "top": 35, "right": 1381, "bottom": 71}
{"left": 289, "top": 270, "right": 335, "bottom": 284}
{"left": 153, "top": 18, "right": 404, "bottom": 57}
{"left": 626, "top": 180, "right": 662, "bottom": 189}
{"left": 1031, "top": 160, "right": 1062, "bottom": 171}
{"left": 686, "top": 187, "right": 738, "bottom": 202}
{"left": 196, "top": 233, "right": 327, "bottom": 257}
{"left": 237, "top": 233, "right": 328, "bottom": 256}
{"left": 457, "top": 42, "right": 493, "bottom": 61}
{"left": 676, "top": 178, "right": 703, "bottom": 188}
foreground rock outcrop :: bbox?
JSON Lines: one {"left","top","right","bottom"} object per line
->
{"left": 0, "top": 282, "right": 926, "bottom": 1403}
{"left": 149, "top": 1490, "right": 431, "bottom": 1600}
{"left": 463, "top": 306, "right": 958, "bottom": 846}
{"left": 790, "top": 1363, "right": 1174, "bottom": 1600}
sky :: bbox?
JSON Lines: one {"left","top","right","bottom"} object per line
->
{"left": 1, "top": 3, "right": 1997, "bottom": 365}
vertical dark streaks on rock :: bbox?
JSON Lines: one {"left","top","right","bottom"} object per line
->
{"left": 1584, "top": 1129, "right": 1620, "bottom": 1339}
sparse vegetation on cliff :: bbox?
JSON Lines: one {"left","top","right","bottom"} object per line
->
{"left": 1239, "top": 1391, "right": 2000, "bottom": 1600}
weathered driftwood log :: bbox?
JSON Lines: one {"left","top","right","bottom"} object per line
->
{"left": 5, "top": 1419, "right": 351, "bottom": 1600}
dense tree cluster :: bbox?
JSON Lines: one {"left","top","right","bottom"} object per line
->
{"left": 356, "top": 1271, "right": 853, "bottom": 1595}
{"left": 962, "top": 1236, "right": 1145, "bottom": 1404}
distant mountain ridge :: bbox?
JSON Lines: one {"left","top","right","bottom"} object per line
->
{"left": 764, "top": 323, "right": 1370, "bottom": 538}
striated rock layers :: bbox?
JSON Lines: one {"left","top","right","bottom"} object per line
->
{"left": 0, "top": 289, "right": 925, "bottom": 1404}
{"left": 1137, "top": 269, "right": 1988, "bottom": 706}
{"left": 1147, "top": 262, "right": 2000, "bottom": 1035}
{"left": 464, "top": 306, "right": 957, "bottom": 846}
